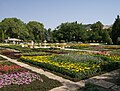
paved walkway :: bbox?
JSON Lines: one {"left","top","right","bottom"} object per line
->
{"left": 86, "top": 69, "right": 120, "bottom": 91}
{"left": 0, "top": 54, "right": 120, "bottom": 91}
{"left": 63, "top": 48, "right": 99, "bottom": 52}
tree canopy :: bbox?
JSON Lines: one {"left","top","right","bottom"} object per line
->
{"left": 0, "top": 16, "right": 119, "bottom": 45}
{"left": 52, "top": 22, "right": 88, "bottom": 43}
{"left": 91, "top": 21, "right": 103, "bottom": 31}
{"left": 0, "top": 18, "right": 30, "bottom": 41}
{"left": 111, "top": 15, "right": 120, "bottom": 44}
{"left": 0, "top": 18, "right": 45, "bottom": 43}
{"left": 27, "top": 21, "right": 45, "bottom": 42}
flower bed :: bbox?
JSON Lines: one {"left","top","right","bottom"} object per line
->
{"left": 0, "top": 49, "right": 21, "bottom": 59}
{"left": 111, "top": 50, "right": 120, "bottom": 56}
{"left": 0, "top": 45, "right": 32, "bottom": 52}
{"left": 0, "top": 61, "right": 62, "bottom": 91}
{"left": 20, "top": 53, "right": 120, "bottom": 81}
{"left": 0, "top": 62, "right": 43, "bottom": 88}
{"left": 68, "top": 44, "right": 120, "bottom": 52}
{"left": 68, "top": 43, "right": 90, "bottom": 49}
{"left": 0, "top": 64, "right": 26, "bottom": 74}
{"left": 105, "top": 55, "right": 120, "bottom": 62}
{"left": 0, "top": 49, "right": 51, "bottom": 59}
{"left": 21, "top": 52, "right": 51, "bottom": 56}
{"left": 0, "top": 71, "right": 43, "bottom": 88}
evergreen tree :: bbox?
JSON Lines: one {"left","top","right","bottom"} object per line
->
{"left": 111, "top": 15, "right": 120, "bottom": 44}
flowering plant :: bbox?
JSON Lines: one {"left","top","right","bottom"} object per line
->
{"left": 0, "top": 64, "right": 25, "bottom": 74}
{"left": 20, "top": 54, "right": 114, "bottom": 80}
{"left": 0, "top": 71, "right": 43, "bottom": 88}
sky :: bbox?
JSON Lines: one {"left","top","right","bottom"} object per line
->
{"left": 0, "top": 0, "right": 120, "bottom": 29}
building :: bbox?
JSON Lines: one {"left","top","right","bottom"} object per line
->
{"left": 4, "top": 37, "right": 23, "bottom": 44}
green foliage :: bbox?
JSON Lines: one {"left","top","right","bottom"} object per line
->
{"left": 53, "top": 22, "right": 88, "bottom": 43}
{"left": 106, "top": 37, "right": 113, "bottom": 44}
{"left": 91, "top": 21, "right": 103, "bottom": 31}
{"left": 111, "top": 50, "right": 120, "bottom": 56}
{"left": 52, "top": 21, "right": 112, "bottom": 44}
{"left": 45, "top": 28, "right": 53, "bottom": 43}
{"left": 0, "top": 45, "right": 32, "bottom": 52}
{"left": 0, "top": 22, "right": 4, "bottom": 42}
{"left": 0, "top": 18, "right": 46, "bottom": 43}
{"left": 87, "top": 21, "right": 112, "bottom": 44}
{"left": 0, "top": 16, "right": 119, "bottom": 44}
{"left": 89, "top": 21, "right": 106, "bottom": 43}
{"left": 20, "top": 54, "right": 120, "bottom": 81}
{"left": 112, "top": 15, "right": 120, "bottom": 44}
{"left": 0, "top": 29, "right": 5, "bottom": 43}
{"left": 0, "top": 18, "right": 30, "bottom": 40}
{"left": 27, "top": 21, "right": 45, "bottom": 43}
{"left": 1, "top": 30, "right": 4, "bottom": 43}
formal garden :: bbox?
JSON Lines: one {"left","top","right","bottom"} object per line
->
{"left": 0, "top": 15, "right": 120, "bottom": 90}
{"left": 0, "top": 43, "right": 120, "bottom": 91}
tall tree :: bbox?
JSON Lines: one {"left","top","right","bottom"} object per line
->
{"left": 53, "top": 22, "right": 87, "bottom": 43}
{"left": 0, "top": 29, "right": 5, "bottom": 43}
{"left": 91, "top": 21, "right": 103, "bottom": 31}
{"left": 90, "top": 21, "right": 104, "bottom": 42}
{"left": 111, "top": 15, "right": 120, "bottom": 44}
{"left": 101, "top": 29, "right": 112, "bottom": 44}
{"left": 27, "top": 21, "right": 45, "bottom": 43}
{"left": 0, "top": 22, "right": 4, "bottom": 42}
{"left": 0, "top": 18, "right": 30, "bottom": 40}
{"left": 45, "top": 28, "right": 53, "bottom": 43}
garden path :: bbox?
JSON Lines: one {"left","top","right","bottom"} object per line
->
{"left": 63, "top": 48, "right": 101, "bottom": 52}
{"left": 85, "top": 69, "right": 120, "bottom": 91}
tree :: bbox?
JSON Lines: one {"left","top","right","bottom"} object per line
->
{"left": 0, "top": 29, "right": 4, "bottom": 43}
{"left": 0, "top": 18, "right": 30, "bottom": 40}
{"left": 91, "top": 21, "right": 103, "bottom": 31}
{"left": 101, "top": 29, "right": 112, "bottom": 44}
{"left": 1, "top": 30, "right": 4, "bottom": 43}
{"left": 111, "top": 15, "right": 120, "bottom": 44}
{"left": 0, "top": 22, "right": 4, "bottom": 42}
{"left": 53, "top": 22, "right": 87, "bottom": 43}
{"left": 27, "top": 21, "right": 45, "bottom": 43}
{"left": 89, "top": 21, "right": 102, "bottom": 42}
{"left": 44, "top": 28, "right": 53, "bottom": 43}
